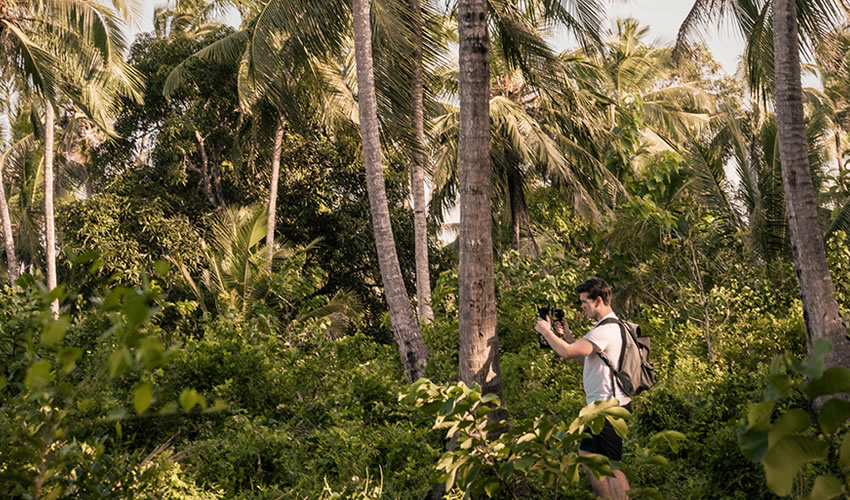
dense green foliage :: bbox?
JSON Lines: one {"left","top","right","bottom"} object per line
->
{"left": 4, "top": 1, "right": 850, "bottom": 498}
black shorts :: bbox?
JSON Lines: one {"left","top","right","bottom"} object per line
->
{"left": 579, "top": 402, "right": 631, "bottom": 461}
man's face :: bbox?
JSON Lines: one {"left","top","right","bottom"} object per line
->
{"left": 579, "top": 292, "right": 602, "bottom": 321}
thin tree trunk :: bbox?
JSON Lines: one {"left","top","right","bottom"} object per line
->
{"left": 0, "top": 157, "right": 19, "bottom": 283}
{"left": 410, "top": 0, "right": 434, "bottom": 325}
{"left": 458, "top": 0, "right": 505, "bottom": 414}
{"left": 194, "top": 130, "right": 217, "bottom": 206}
{"left": 836, "top": 128, "right": 844, "bottom": 177}
{"left": 268, "top": 117, "right": 284, "bottom": 270}
{"left": 352, "top": 0, "right": 428, "bottom": 382}
{"left": 773, "top": 0, "right": 850, "bottom": 374}
{"left": 44, "top": 102, "right": 58, "bottom": 317}
{"left": 506, "top": 162, "right": 538, "bottom": 256}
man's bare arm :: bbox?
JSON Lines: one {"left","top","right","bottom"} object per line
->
{"left": 536, "top": 318, "right": 596, "bottom": 360}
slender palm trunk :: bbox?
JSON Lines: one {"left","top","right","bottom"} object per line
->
{"left": 458, "top": 0, "right": 504, "bottom": 408}
{"left": 773, "top": 0, "right": 850, "bottom": 371}
{"left": 507, "top": 162, "right": 539, "bottom": 257}
{"left": 0, "top": 157, "right": 18, "bottom": 283}
{"left": 352, "top": 0, "right": 428, "bottom": 381}
{"left": 268, "top": 117, "right": 284, "bottom": 270}
{"left": 836, "top": 129, "right": 844, "bottom": 177}
{"left": 410, "top": 0, "right": 434, "bottom": 325}
{"left": 44, "top": 101, "right": 58, "bottom": 317}
{"left": 194, "top": 130, "right": 217, "bottom": 206}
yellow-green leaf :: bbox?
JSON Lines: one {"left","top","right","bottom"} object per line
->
{"left": 25, "top": 360, "right": 53, "bottom": 390}
{"left": 41, "top": 316, "right": 70, "bottom": 347}
{"left": 134, "top": 382, "right": 153, "bottom": 415}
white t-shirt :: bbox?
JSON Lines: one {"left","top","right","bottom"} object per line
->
{"left": 582, "top": 312, "right": 632, "bottom": 406}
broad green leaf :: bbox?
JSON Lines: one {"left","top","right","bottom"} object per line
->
{"left": 763, "top": 436, "right": 828, "bottom": 496}
{"left": 108, "top": 348, "right": 131, "bottom": 377}
{"left": 768, "top": 409, "right": 810, "bottom": 449}
{"left": 747, "top": 401, "right": 776, "bottom": 429}
{"left": 817, "top": 398, "right": 850, "bottom": 435}
{"left": 801, "top": 475, "right": 843, "bottom": 500}
{"left": 115, "top": 421, "right": 122, "bottom": 438}
{"left": 25, "top": 360, "right": 53, "bottom": 390}
{"left": 608, "top": 417, "right": 628, "bottom": 439}
{"left": 795, "top": 339, "right": 833, "bottom": 379}
{"left": 40, "top": 316, "right": 70, "bottom": 347}
{"left": 0, "top": 376, "right": 5, "bottom": 391}
{"left": 625, "top": 487, "right": 664, "bottom": 499}
{"left": 514, "top": 456, "right": 536, "bottom": 472}
{"left": 805, "top": 368, "right": 850, "bottom": 398}
{"left": 134, "top": 382, "right": 153, "bottom": 415}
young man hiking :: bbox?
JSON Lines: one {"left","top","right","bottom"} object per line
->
{"left": 535, "top": 278, "right": 630, "bottom": 500}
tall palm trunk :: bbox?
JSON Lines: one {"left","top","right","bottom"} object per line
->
{"left": 773, "top": 0, "right": 850, "bottom": 371}
{"left": 44, "top": 101, "right": 58, "bottom": 317}
{"left": 410, "top": 0, "right": 434, "bottom": 325}
{"left": 458, "top": 0, "right": 504, "bottom": 407}
{"left": 0, "top": 157, "right": 18, "bottom": 283}
{"left": 267, "top": 116, "right": 284, "bottom": 270}
{"left": 352, "top": 0, "right": 428, "bottom": 381}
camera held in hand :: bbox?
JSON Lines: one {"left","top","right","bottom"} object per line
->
{"left": 536, "top": 305, "right": 564, "bottom": 349}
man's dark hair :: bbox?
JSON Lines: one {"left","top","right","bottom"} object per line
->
{"left": 576, "top": 278, "right": 611, "bottom": 305}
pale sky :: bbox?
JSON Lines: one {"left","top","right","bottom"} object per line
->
{"left": 131, "top": 1, "right": 746, "bottom": 77}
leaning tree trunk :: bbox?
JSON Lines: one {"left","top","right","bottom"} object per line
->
{"left": 352, "top": 0, "right": 428, "bottom": 382}
{"left": 773, "top": 0, "right": 850, "bottom": 371}
{"left": 458, "top": 0, "right": 505, "bottom": 407}
{"left": 267, "top": 116, "right": 284, "bottom": 270}
{"left": 0, "top": 154, "right": 18, "bottom": 283}
{"left": 44, "top": 101, "right": 58, "bottom": 317}
{"left": 410, "top": 0, "right": 434, "bottom": 325}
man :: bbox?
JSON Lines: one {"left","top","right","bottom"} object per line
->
{"left": 535, "top": 277, "right": 630, "bottom": 500}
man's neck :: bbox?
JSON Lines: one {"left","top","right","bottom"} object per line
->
{"left": 594, "top": 307, "right": 614, "bottom": 322}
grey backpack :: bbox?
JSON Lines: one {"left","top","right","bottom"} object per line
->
{"left": 596, "top": 318, "right": 655, "bottom": 396}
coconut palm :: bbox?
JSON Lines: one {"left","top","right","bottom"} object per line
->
{"left": 164, "top": 0, "right": 431, "bottom": 381}
{"left": 0, "top": 1, "right": 143, "bottom": 317}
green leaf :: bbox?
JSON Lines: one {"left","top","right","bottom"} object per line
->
{"left": 483, "top": 477, "right": 500, "bottom": 497}
{"left": 154, "top": 260, "right": 171, "bottom": 277}
{"left": 179, "top": 389, "right": 206, "bottom": 412}
{"left": 840, "top": 433, "right": 850, "bottom": 472}
{"left": 763, "top": 436, "right": 829, "bottom": 496}
{"left": 57, "top": 347, "right": 82, "bottom": 374}
{"left": 649, "top": 430, "right": 687, "bottom": 453}
{"left": 795, "top": 339, "right": 833, "bottom": 379}
{"left": 607, "top": 417, "right": 628, "bottom": 439}
{"left": 25, "top": 360, "right": 53, "bottom": 390}
{"left": 134, "top": 382, "right": 153, "bottom": 415}
{"left": 514, "top": 456, "right": 536, "bottom": 472}
{"left": 768, "top": 409, "right": 810, "bottom": 449}
{"left": 805, "top": 368, "right": 850, "bottom": 398}
{"left": 108, "top": 348, "right": 131, "bottom": 377}
{"left": 818, "top": 399, "right": 850, "bottom": 435}
{"left": 40, "top": 316, "right": 70, "bottom": 347}
{"left": 115, "top": 421, "right": 122, "bottom": 438}
{"left": 801, "top": 475, "right": 844, "bottom": 500}
{"left": 747, "top": 401, "right": 776, "bottom": 429}
{"left": 0, "top": 376, "right": 6, "bottom": 391}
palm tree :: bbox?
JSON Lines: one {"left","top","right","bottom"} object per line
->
{"left": 457, "top": 0, "right": 504, "bottom": 403}
{"left": 352, "top": 0, "right": 428, "bottom": 381}
{"left": 677, "top": 0, "right": 850, "bottom": 369}
{"left": 772, "top": 0, "right": 849, "bottom": 369}
{"left": 0, "top": 1, "right": 143, "bottom": 315}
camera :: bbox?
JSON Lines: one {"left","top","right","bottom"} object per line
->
{"left": 536, "top": 305, "right": 564, "bottom": 348}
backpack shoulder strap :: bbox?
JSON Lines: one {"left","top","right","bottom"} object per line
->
{"left": 593, "top": 318, "right": 627, "bottom": 395}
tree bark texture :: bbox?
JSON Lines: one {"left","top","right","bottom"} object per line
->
{"left": 194, "top": 130, "right": 217, "bottom": 207}
{"left": 458, "top": 0, "right": 504, "bottom": 404}
{"left": 44, "top": 102, "right": 58, "bottom": 317}
{"left": 773, "top": 0, "right": 850, "bottom": 369}
{"left": 268, "top": 117, "right": 284, "bottom": 270}
{"left": 410, "top": 0, "right": 434, "bottom": 325}
{"left": 507, "top": 163, "right": 539, "bottom": 257}
{"left": 352, "top": 0, "right": 428, "bottom": 381}
{"left": 0, "top": 154, "right": 19, "bottom": 283}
